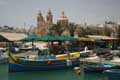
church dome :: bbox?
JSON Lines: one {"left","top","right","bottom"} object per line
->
{"left": 58, "top": 11, "right": 68, "bottom": 20}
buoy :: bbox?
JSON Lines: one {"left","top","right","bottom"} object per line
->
{"left": 74, "top": 67, "right": 81, "bottom": 75}
{"left": 76, "top": 69, "right": 81, "bottom": 75}
{"left": 47, "top": 60, "right": 52, "bottom": 65}
{"left": 74, "top": 67, "right": 80, "bottom": 70}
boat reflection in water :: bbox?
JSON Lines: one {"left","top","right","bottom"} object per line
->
{"left": 103, "top": 69, "right": 120, "bottom": 80}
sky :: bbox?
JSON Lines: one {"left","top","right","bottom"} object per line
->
{"left": 0, "top": 0, "right": 120, "bottom": 28}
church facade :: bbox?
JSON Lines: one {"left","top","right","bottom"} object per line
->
{"left": 37, "top": 9, "right": 70, "bottom": 37}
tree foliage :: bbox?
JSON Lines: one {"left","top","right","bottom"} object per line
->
{"left": 117, "top": 25, "right": 120, "bottom": 38}
{"left": 68, "top": 23, "right": 77, "bottom": 36}
{"left": 49, "top": 23, "right": 63, "bottom": 36}
{"left": 48, "top": 23, "right": 115, "bottom": 37}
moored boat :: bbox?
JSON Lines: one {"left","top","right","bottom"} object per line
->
{"left": 83, "top": 63, "right": 117, "bottom": 72}
{"left": 103, "top": 69, "right": 120, "bottom": 80}
{"left": 8, "top": 35, "right": 80, "bottom": 72}
{"left": 9, "top": 52, "right": 80, "bottom": 72}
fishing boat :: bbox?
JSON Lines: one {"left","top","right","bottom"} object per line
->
{"left": 103, "top": 69, "right": 120, "bottom": 80}
{"left": 8, "top": 35, "right": 80, "bottom": 72}
{"left": 83, "top": 63, "right": 117, "bottom": 72}
{"left": 9, "top": 51, "right": 80, "bottom": 72}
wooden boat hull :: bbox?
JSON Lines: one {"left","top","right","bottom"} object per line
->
{"left": 9, "top": 57, "right": 80, "bottom": 72}
{"left": 103, "top": 70, "right": 120, "bottom": 79}
{"left": 9, "top": 62, "right": 79, "bottom": 72}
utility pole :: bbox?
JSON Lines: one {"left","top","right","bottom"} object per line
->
{"left": 23, "top": 22, "right": 27, "bottom": 34}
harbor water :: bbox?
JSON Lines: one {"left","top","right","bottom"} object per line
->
{"left": 0, "top": 64, "right": 109, "bottom": 80}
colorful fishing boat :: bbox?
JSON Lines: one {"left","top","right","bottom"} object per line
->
{"left": 9, "top": 51, "right": 80, "bottom": 72}
{"left": 103, "top": 69, "right": 120, "bottom": 80}
{"left": 83, "top": 63, "right": 117, "bottom": 72}
{"left": 8, "top": 35, "right": 80, "bottom": 72}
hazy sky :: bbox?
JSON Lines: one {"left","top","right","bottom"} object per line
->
{"left": 0, "top": 0, "right": 120, "bottom": 28}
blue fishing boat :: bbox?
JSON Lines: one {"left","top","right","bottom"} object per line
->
{"left": 83, "top": 63, "right": 117, "bottom": 72}
{"left": 103, "top": 69, "right": 120, "bottom": 80}
{"left": 8, "top": 35, "right": 80, "bottom": 72}
{"left": 9, "top": 52, "right": 80, "bottom": 72}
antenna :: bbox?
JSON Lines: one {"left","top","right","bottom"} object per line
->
{"left": 81, "top": 16, "right": 87, "bottom": 26}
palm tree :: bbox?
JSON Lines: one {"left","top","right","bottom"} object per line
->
{"left": 117, "top": 25, "right": 120, "bottom": 38}
{"left": 68, "top": 23, "right": 77, "bottom": 36}
{"left": 50, "top": 23, "right": 63, "bottom": 36}
{"left": 103, "top": 25, "right": 113, "bottom": 36}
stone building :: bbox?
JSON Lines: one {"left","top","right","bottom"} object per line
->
{"left": 57, "top": 11, "right": 68, "bottom": 27}
{"left": 37, "top": 9, "right": 70, "bottom": 37}
{"left": 37, "top": 9, "right": 53, "bottom": 37}
{"left": 57, "top": 11, "right": 70, "bottom": 36}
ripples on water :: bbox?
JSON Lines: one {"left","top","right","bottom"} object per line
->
{"left": 0, "top": 64, "right": 108, "bottom": 80}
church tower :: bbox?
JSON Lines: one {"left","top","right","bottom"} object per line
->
{"left": 46, "top": 8, "right": 53, "bottom": 30}
{"left": 37, "top": 11, "right": 47, "bottom": 37}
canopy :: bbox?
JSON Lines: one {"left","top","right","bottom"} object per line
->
{"left": 0, "top": 35, "right": 10, "bottom": 42}
{"left": 19, "top": 36, "right": 41, "bottom": 42}
{"left": 79, "top": 37, "right": 95, "bottom": 42}
{"left": 19, "top": 35, "right": 76, "bottom": 42}
{"left": 0, "top": 32, "right": 27, "bottom": 41}
{"left": 39, "top": 35, "right": 58, "bottom": 41}
{"left": 18, "top": 36, "right": 42, "bottom": 47}
{"left": 57, "top": 36, "right": 76, "bottom": 41}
